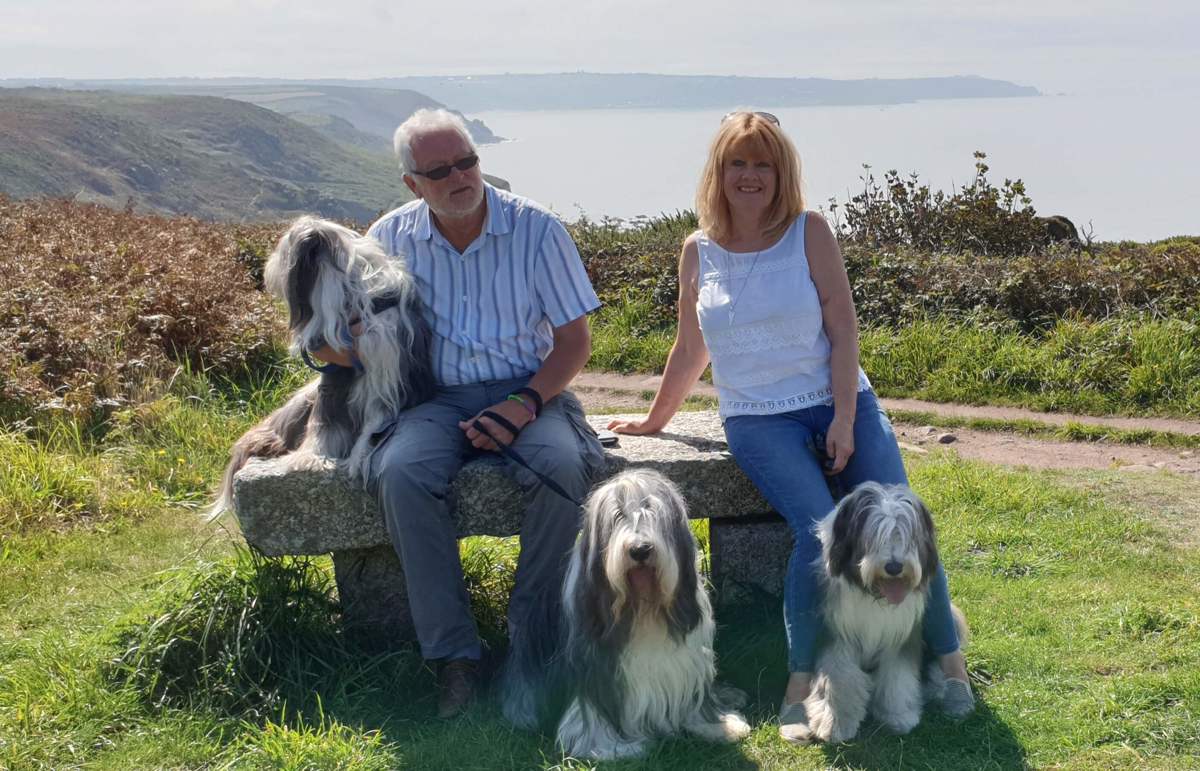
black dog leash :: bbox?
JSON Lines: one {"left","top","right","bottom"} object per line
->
{"left": 471, "top": 411, "right": 583, "bottom": 508}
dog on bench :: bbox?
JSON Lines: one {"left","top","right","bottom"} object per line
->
{"left": 502, "top": 469, "right": 751, "bottom": 759}
{"left": 209, "top": 216, "right": 435, "bottom": 517}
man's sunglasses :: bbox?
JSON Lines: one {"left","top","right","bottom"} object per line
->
{"left": 411, "top": 153, "right": 479, "bottom": 180}
{"left": 722, "top": 111, "right": 781, "bottom": 126}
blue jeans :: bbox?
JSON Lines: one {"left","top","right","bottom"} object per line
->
{"left": 723, "top": 390, "right": 960, "bottom": 673}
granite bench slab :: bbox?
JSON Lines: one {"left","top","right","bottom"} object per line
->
{"left": 233, "top": 411, "right": 777, "bottom": 555}
{"left": 231, "top": 410, "right": 794, "bottom": 641}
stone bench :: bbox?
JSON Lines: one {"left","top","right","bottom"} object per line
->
{"left": 232, "top": 411, "right": 792, "bottom": 642}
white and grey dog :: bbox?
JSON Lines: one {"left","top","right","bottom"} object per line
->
{"left": 800, "top": 481, "right": 968, "bottom": 743}
{"left": 503, "top": 469, "right": 751, "bottom": 760}
{"left": 210, "top": 216, "right": 435, "bottom": 516}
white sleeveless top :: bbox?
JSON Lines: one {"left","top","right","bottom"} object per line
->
{"left": 695, "top": 213, "right": 871, "bottom": 418}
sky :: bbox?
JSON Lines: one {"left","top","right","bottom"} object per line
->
{"left": 2, "top": 0, "right": 1198, "bottom": 96}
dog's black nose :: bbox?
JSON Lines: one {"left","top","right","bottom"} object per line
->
{"left": 630, "top": 543, "right": 654, "bottom": 562}
{"left": 885, "top": 560, "right": 903, "bottom": 576}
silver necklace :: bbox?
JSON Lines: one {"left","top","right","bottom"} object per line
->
{"left": 727, "top": 248, "right": 763, "bottom": 324}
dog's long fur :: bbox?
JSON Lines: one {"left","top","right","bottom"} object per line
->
{"left": 801, "top": 481, "right": 968, "bottom": 743}
{"left": 210, "top": 216, "right": 435, "bottom": 517}
{"left": 502, "top": 469, "right": 750, "bottom": 760}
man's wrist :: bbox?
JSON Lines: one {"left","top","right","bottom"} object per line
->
{"left": 507, "top": 393, "right": 538, "bottom": 421}
{"left": 510, "top": 387, "right": 544, "bottom": 417}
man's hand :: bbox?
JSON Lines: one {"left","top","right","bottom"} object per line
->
{"left": 460, "top": 398, "right": 535, "bottom": 451}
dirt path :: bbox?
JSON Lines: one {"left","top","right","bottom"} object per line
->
{"left": 570, "top": 372, "right": 1200, "bottom": 477}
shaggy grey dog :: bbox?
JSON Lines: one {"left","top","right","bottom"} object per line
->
{"left": 209, "top": 216, "right": 434, "bottom": 517}
{"left": 800, "top": 482, "right": 968, "bottom": 743}
{"left": 502, "top": 469, "right": 751, "bottom": 760}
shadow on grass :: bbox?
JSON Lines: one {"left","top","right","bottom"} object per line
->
{"left": 107, "top": 549, "right": 1026, "bottom": 769}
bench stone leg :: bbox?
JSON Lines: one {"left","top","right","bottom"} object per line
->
{"left": 332, "top": 544, "right": 414, "bottom": 648}
{"left": 710, "top": 515, "right": 793, "bottom": 603}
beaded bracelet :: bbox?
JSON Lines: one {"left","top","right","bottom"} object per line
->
{"left": 507, "top": 393, "right": 537, "bottom": 420}
{"left": 511, "top": 386, "right": 545, "bottom": 417}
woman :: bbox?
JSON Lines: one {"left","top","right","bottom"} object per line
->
{"left": 608, "top": 112, "right": 973, "bottom": 741}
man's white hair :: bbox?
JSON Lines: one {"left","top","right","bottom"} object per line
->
{"left": 392, "top": 108, "right": 477, "bottom": 174}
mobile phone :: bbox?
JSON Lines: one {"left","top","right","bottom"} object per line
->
{"left": 596, "top": 429, "right": 620, "bottom": 447}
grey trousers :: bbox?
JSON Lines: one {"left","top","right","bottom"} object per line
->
{"left": 367, "top": 376, "right": 604, "bottom": 661}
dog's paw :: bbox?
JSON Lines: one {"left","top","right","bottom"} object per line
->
{"left": 688, "top": 712, "right": 752, "bottom": 743}
{"left": 875, "top": 707, "right": 921, "bottom": 735}
{"left": 805, "top": 697, "right": 860, "bottom": 744}
{"left": 721, "top": 712, "right": 753, "bottom": 742}
{"left": 280, "top": 451, "right": 337, "bottom": 473}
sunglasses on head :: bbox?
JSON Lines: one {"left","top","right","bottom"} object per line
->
{"left": 411, "top": 153, "right": 479, "bottom": 180}
{"left": 722, "top": 111, "right": 781, "bottom": 126}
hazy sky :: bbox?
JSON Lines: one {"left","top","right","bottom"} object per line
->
{"left": 2, "top": 0, "right": 1197, "bottom": 95}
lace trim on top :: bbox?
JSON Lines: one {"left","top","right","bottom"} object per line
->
{"left": 703, "top": 316, "right": 821, "bottom": 357}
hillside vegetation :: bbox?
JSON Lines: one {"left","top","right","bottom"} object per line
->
{"left": 0, "top": 88, "right": 415, "bottom": 222}
{"left": 2, "top": 153, "right": 1198, "bottom": 428}
{"left": 124, "top": 82, "right": 503, "bottom": 150}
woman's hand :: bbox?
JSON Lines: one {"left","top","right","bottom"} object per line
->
{"left": 607, "top": 417, "right": 663, "bottom": 436}
{"left": 825, "top": 415, "right": 855, "bottom": 474}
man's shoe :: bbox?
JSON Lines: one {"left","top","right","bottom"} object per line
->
{"left": 436, "top": 658, "right": 479, "bottom": 719}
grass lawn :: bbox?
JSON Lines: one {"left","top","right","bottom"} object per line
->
{"left": 2, "top": 445, "right": 1198, "bottom": 769}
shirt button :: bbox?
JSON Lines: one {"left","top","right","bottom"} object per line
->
{"left": 462, "top": 295, "right": 467, "bottom": 302}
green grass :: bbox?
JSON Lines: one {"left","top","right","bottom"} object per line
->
{"left": 589, "top": 292, "right": 677, "bottom": 375}
{"left": 2, "top": 378, "right": 1199, "bottom": 767}
{"left": 861, "top": 313, "right": 1200, "bottom": 417}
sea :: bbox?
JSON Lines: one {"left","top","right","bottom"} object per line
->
{"left": 475, "top": 90, "right": 1200, "bottom": 242}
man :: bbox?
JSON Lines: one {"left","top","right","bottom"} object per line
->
{"left": 318, "top": 108, "right": 603, "bottom": 718}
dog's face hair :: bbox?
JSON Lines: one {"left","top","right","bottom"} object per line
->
{"left": 262, "top": 215, "right": 434, "bottom": 414}
{"left": 825, "top": 482, "right": 939, "bottom": 606}
{"left": 264, "top": 216, "right": 419, "bottom": 351}
{"left": 579, "top": 469, "right": 701, "bottom": 641}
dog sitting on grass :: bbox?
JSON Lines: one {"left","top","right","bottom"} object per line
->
{"left": 209, "top": 216, "right": 434, "bottom": 517}
{"left": 797, "top": 481, "right": 969, "bottom": 743}
{"left": 501, "top": 469, "right": 751, "bottom": 760}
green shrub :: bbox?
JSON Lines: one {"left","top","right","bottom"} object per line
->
{"left": 828, "top": 152, "right": 1046, "bottom": 255}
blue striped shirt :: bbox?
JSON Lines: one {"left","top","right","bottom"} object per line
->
{"left": 367, "top": 184, "right": 601, "bottom": 386}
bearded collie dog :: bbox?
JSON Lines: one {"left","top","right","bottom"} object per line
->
{"left": 501, "top": 469, "right": 751, "bottom": 760}
{"left": 801, "top": 482, "right": 968, "bottom": 743}
{"left": 209, "top": 216, "right": 434, "bottom": 517}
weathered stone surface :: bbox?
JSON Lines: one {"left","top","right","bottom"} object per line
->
{"left": 232, "top": 411, "right": 773, "bottom": 556}
{"left": 710, "top": 516, "right": 793, "bottom": 600}
{"left": 333, "top": 544, "right": 413, "bottom": 646}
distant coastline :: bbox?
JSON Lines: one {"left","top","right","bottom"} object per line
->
{"left": 2, "top": 72, "right": 1039, "bottom": 113}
